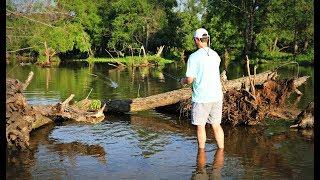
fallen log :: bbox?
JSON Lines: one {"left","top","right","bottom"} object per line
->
{"left": 104, "top": 70, "right": 277, "bottom": 113}
{"left": 176, "top": 76, "right": 309, "bottom": 126}
{"left": 6, "top": 72, "right": 106, "bottom": 150}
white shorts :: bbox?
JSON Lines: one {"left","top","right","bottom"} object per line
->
{"left": 191, "top": 101, "right": 223, "bottom": 126}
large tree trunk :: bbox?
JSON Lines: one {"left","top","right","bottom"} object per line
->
{"left": 104, "top": 70, "right": 279, "bottom": 113}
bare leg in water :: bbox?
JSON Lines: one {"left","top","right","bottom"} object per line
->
{"left": 212, "top": 148, "right": 224, "bottom": 179}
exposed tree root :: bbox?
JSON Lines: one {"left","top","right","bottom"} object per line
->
{"left": 176, "top": 76, "right": 308, "bottom": 127}
{"left": 6, "top": 72, "right": 106, "bottom": 150}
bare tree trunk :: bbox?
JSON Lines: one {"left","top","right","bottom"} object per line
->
{"left": 44, "top": 41, "right": 50, "bottom": 63}
{"left": 244, "top": 13, "right": 254, "bottom": 57}
{"left": 246, "top": 55, "right": 255, "bottom": 95}
{"left": 294, "top": 42, "right": 298, "bottom": 55}
{"left": 272, "top": 37, "right": 278, "bottom": 52}
{"left": 222, "top": 49, "right": 230, "bottom": 71}
{"left": 156, "top": 45, "right": 165, "bottom": 57}
{"left": 140, "top": 45, "right": 146, "bottom": 57}
{"left": 145, "top": 24, "right": 149, "bottom": 53}
{"left": 303, "top": 40, "right": 308, "bottom": 52}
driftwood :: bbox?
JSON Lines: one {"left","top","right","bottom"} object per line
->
{"left": 290, "top": 102, "right": 314, "bottom": 129}
{"left": 104, "top": 70, "right": 276, "bottom": 113}
{"left": 6, "top": 72, "right": 106, "bottom": 150}
{"left": 173, "top": 76, "right": 308, "bottom": 126}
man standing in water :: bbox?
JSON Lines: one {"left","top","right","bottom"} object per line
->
{"left": 180, "top": 28, "right": 224, "bottom": 149}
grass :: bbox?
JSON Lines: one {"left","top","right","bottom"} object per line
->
{"left": 75, "top": 55, "right": 174, "bottom": 66}
{"left": 251, "top": 50, "right": 314, "bottom": 66}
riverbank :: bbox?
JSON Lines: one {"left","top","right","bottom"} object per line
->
{"left": 77, "top": 55, "right": 174, "bottom": 67}
{"left": 251, "top": 51, "right": 314, "bottom": 66}
{"left": 6, "top": 54, "right": 174, "bottom": 68}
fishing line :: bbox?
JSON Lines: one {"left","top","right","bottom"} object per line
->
{"left": 273, "top": 61, "right": 300, "bottom": 78}
{"left": 162, "top": 71, "right": 181, "bottom": 81}
{"left": 152, "top": 68, "right": 180, "bottom": 81}
{"left": 91, "top": 72, "right": 119, "bottom": 88}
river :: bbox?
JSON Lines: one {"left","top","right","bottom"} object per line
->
{"left": 6, "top": 61, "right": 314, "bottom": 179}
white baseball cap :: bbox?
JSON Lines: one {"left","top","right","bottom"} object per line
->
{"left": 194, "top": 28, "right": 209, "bottom": 38}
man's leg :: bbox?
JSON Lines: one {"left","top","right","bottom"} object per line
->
{"left": 211, "top": 124, "right": 224, "bottom": 149}
{"left": 196, "top": 148, "right": 206, "bottom": 172}
{"left": 197, "top": 125, "right": 207, "bottom": 149}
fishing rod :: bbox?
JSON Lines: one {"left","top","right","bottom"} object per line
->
{"left": 153, "top": 68, "right": 190, "bottom": 87}
{"left": 90, "top": 72, "right": 119, "bottom": 88}
{"left": 161, "top": 71, "right": 181, "bottom": 81}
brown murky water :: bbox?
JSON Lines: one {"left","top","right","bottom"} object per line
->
{"left": 6, "top": 62, "right": 314, "bottom": 179}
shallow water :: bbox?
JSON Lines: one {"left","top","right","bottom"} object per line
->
{"left": 6, "top": 61, "right": 314, "bottom": 179}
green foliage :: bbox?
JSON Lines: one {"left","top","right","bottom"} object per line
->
{"left": 107, "top": 0, "right": 169, "bottom": 55}
{"left": 176, "top": 12, "right": 200, "bottom": 52}
{"left": 27, "top": 22, "right": 91, "bottom": 61}
{"left": 205, "top": 15, "right": 243, "bottom": 55}
{"left": 83, "top": 55, "right": 173, "bottom": 66}
{"left": 256, "top": 0, "right": 313, "bottom": 60}
{"left": 89, "top": 99, "right": 102, "bottom": 110}
{"left": 6, "top": 0, "right": 313, "bottom": 65}
{"left": 58, "top": 0, "right": 102, "bottom": 48}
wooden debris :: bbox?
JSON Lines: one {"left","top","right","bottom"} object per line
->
{"left": 158, "top": 76, "right": 309, "bottom": 127}
{"left": 105, "top": 70, "right": 276, "bottom": 113}
{"left": 6, "top": 72, "right": 106, "bottom": 150}
{"left": 290, "top": 102, "right": 314, "bottom": 129}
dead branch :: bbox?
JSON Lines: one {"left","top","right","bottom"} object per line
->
{"left": 60, "top": 94, "right": 75, "bottom": 112}
{"left": 246, "top": 55, "right": 255, "bottom": 95}
{"left": 22, "top": 71, "right": 34, "bottom": 91}
{"left": 6, "top": 47, "right": 35, "bottom": 53}
{"left": 156, "top": 45, "right": 165, "bottom": 57}
{"left": 6, "top": 9, "right": 55, "bottom": 28}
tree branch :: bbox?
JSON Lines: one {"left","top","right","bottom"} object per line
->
{"left": 7, "top": 47, "right": 35, "bottom": 53}
{"left": 6, "top": 9, "right": 55, "bottom": 28}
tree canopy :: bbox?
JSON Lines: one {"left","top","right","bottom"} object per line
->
{"left": 6, "top": 0, "right": 314, "bottom": 63}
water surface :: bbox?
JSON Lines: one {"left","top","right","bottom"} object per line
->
{"left": 6, "top": 61, "right": 314, "bottom": 179}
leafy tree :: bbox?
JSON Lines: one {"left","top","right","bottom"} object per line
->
{"left": 107, "top": 0, "right": 170, "bottom": 56}
{"left": 58, "top": 0, "right": 102, "bottom": 54}
{"left": 6, "top": 0, "right": 99, "bottom": 62}
{"left": 258, "top": 0, "right": 313, "bottom": 56}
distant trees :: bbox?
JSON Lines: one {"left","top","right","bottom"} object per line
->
{"left": 6, "top": 0, "right": 96, "bottom": 62}
{"left": 6, "top": 0, "right": 313, "bottom": 63}
{"left": 203, "top": 0, "right": 313, "bottom": 62}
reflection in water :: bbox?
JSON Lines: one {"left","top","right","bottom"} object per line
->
{"left": 192, "top": 149, "right": 224, "bottom": 180}
{"left": 7, "top": 123, "right": 107, "bottom": 179}
{"left": 6, "top": 62, "right": 313, "bottom": 179}
{"left": 129, "top": 115, "right": 190, "bottom": 158}
{"left": 213, "top": 149, "right": 224, "bottom": 178}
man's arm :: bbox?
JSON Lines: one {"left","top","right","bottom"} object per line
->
{"left": 180, "top": 77, "right": 194, "bottom": 85}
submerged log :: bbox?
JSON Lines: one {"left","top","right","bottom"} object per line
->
{"left": 105, "top": 70, "right": 276, "bottom": 113}
{"left": 6, "top": 72, "right": 106, "bottom": 150}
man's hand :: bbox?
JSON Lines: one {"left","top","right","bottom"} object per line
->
{"left": 179, "top": 77, "right": 185, "bottom": 85}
